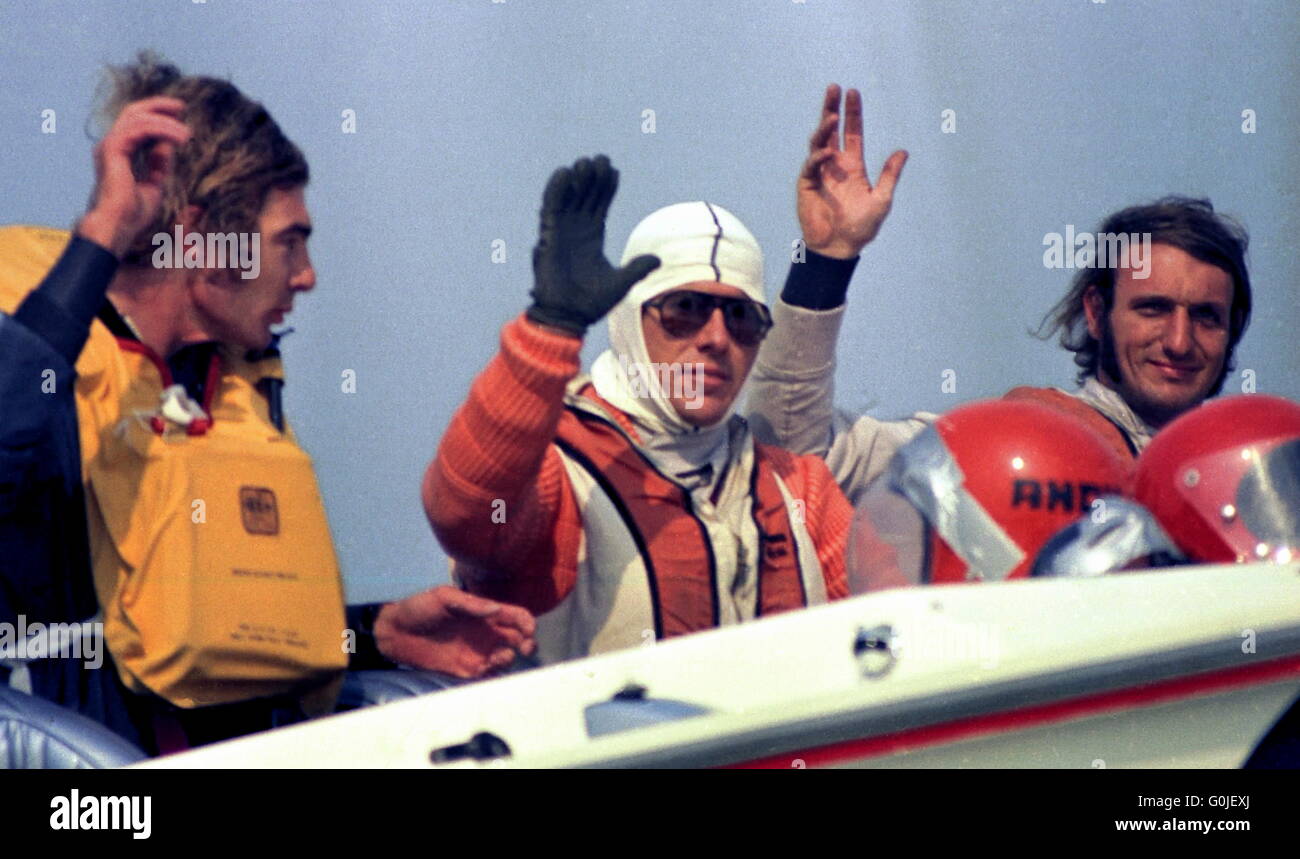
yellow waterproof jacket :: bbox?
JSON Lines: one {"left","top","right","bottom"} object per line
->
{"left": 0, "top": 226, "right": 347, "bottom": 709}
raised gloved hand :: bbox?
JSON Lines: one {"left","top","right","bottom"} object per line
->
{"left": 526, "top": 155, "right": 660, "bottom": 336}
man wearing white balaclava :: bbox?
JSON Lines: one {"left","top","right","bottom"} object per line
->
{"left": 589, "top": 201, "right": 766, "bottom": 486}
{"left": 425, "top": 155, "right": 850, "bottom": 665}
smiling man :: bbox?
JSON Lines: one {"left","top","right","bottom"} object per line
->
{"left": 1029, "top": 200, "right": 1251, "bottom": 450}
{"left": 424, "top": 156, "right": 851, "bottom": 664}
{"left": 1099, "top": 244, "right": 1232, "bottom": 420}
{"left": 0, "top": 54, "right": 534, "bottom": 754}
{"left": 744, "top": 85, "right": 1253, "bottom": 509}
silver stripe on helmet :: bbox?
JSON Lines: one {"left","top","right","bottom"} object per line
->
{"left": 889, "top": 425, "right": 1026, "bottom": 582}
{"left": 1032, "top": 495, "right": 1186, "bottom": 578}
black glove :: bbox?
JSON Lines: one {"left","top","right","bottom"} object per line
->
{"left": 526, "top": 155, "right": 660, "bottom": 336}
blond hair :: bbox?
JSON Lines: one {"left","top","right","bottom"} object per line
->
{"left": 96, "top": 51, "right": 309, "bottom": 265}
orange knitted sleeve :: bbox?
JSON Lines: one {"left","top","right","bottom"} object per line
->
{"left": 799, "top": 453, "right": 852, "bottom": 601}
{"left": 422, "top": 314, "right": 586, "bottom": 615}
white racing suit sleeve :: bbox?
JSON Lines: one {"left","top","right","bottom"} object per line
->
{"left": 746, "top": 298, "right": 934, "bottom": 506}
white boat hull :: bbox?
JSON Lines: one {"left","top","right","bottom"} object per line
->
{"left": 138, "top": 562, "right": 1300, "bottom": 768}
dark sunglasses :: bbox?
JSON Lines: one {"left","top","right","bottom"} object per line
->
{"left": 642, "top": 291, "right": 773, "bottom": 346}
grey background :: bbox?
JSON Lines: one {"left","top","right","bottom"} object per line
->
{"left": 2, "top": 0, "right": 1295, "bottom": 603}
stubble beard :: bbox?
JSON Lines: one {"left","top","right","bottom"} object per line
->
{"left": 1095, "top": 316, "right": 1225, "bottom": 430}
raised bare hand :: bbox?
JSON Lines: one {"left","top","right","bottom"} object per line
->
{"left": 797, "top": 84, "right": 907, "bottom": 260}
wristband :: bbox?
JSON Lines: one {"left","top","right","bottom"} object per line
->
{"left": 781, "top": 249, "right": 859, "bottom": 311}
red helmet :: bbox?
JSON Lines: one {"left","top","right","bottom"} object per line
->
{"left": 1134, "top": 394, "right": 1300, "bottom": 564}
{"left": 849, "top": 399, "right": 1131, "bottom": 591}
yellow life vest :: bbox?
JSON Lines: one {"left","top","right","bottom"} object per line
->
{"left": 0, "top": 226, "right": 348, "bottom": 710}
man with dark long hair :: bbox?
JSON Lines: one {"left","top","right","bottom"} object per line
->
{"left": 1030, "top": 197, "right": 1251, "bottom": 448}
{"left": 746, "top": 84, "right": 1252, "bottom": 505}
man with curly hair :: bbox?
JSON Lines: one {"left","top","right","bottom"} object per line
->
{"left": 0, "top": 54, "right": 534, "bottom": 753}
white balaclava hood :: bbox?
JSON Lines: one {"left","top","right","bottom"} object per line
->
{"left": 590, "top": 201, "right": 765, "bottom": 480}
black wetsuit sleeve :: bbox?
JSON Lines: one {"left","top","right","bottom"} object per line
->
{"left": 780, "top": 249, "right": 859, "bottom": 311}
{"left": 12, "top": 235, "right": 119, "bottom": 365}
{"left": 1, "top": 280, "right": 146, "bottom": 747}
{"left": 345, "top": 603, "right": 400, "bottom": 671}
